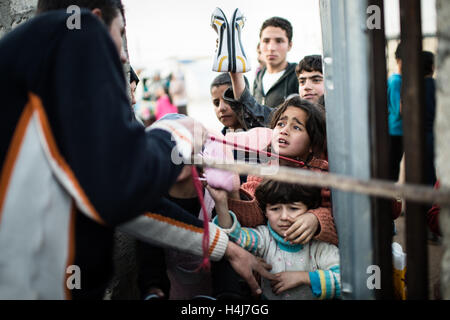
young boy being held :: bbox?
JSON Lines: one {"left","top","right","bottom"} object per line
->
{"left": 209, "top": 180, "right": 341, "bottom": 300}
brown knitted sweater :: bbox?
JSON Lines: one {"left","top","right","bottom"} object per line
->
{"left": 227, "top": 158, "right": 338, "bottom": 246}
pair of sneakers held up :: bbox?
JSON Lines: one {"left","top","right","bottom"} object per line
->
{"left": 211, "top": 8, "right": 250, "bottom": 73}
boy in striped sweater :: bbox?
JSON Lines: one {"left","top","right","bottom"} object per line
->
{"left": 209, "top": 179, "right": 341, "bottom": 300}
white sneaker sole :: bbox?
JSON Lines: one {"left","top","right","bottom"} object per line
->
{"left": 211, "top": 7, "right": 230, "bottom": 72}
{"left": 230, "top": 8, "right": 251, "bottom": 73}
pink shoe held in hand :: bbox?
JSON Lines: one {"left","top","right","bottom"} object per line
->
{"left": 202, "top": 137, "right": 240, "bottom": 193}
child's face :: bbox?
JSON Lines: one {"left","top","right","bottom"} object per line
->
{"left": 298, "top": 71, "right": 324, "bottom": 104}
{"left": 266, "top": 202, "right": 309, "bottom": 236}
{"left": 271, "top": 106, "right": 312, "bottom": 159}
{"left": 211, "top": 84, "right": 240, "bottom": 129}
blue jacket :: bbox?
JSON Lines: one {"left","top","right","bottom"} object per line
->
{"left": 387, "top": 74, "right": 403, "bottom": 136}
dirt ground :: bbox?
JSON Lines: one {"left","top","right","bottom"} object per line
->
{"left": 393, "top": 214, "right": 444, "bottom": 300}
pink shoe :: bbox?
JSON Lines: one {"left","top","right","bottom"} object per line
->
{"left": 201, "top": 137, "right": 240, "bottom": 192}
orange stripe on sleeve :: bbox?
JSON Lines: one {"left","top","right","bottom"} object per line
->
{"left": 144, "top": 212, "right": 203, "bottom": 234}
{"left": 208, "top": 228, "right": 221, "bottom": 257}
{"left": 29, "top": 93, "right": 105, "bottom": 226}
{"left": 163, "top": 123, "right": 193, "bottom": 146}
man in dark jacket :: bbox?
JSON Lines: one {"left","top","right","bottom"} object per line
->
{"left": 253, "top": 17, "right": 298, "bottom": 108}
{"left": 0, "top": 0, "right": 274, "bottom": 299}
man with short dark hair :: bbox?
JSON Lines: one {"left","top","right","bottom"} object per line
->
{"left": 253, "top": 17, "right": 298, "bottom": 108}
{"left": 37, "top": 0, "right": 128, "bottom": 63}
{"left": 0, "top": 0, "right": 274, "bottom": 299}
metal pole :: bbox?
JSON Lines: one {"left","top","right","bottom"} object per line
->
{"left": 195, "top": 157, "right": 450, "bottom": 205}
{"left": 399, "top": 0, "right": 428, "bottom": 300}
{"left": 319, "top": 0, "right": 374, "bottom": 299}
{"left": 368, "top": 0, "right": 394, "bottom": 300}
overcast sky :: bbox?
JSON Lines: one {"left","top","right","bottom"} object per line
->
{"left": 122, "top": 0, "right": 436, "bottom": 73}
{"left": 122, "top": 0, "right": 323, "bottom": 72}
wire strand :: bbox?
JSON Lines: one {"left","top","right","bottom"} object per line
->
{"left": 208, "top": 134, "right": 326, "bottom": 171}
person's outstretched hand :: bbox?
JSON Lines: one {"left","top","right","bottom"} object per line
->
{"left": 224, "top": 241, "right": 275, "bottom": 296}
{"left": 175, "top": 117, "right": 209, "bottom": 155}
